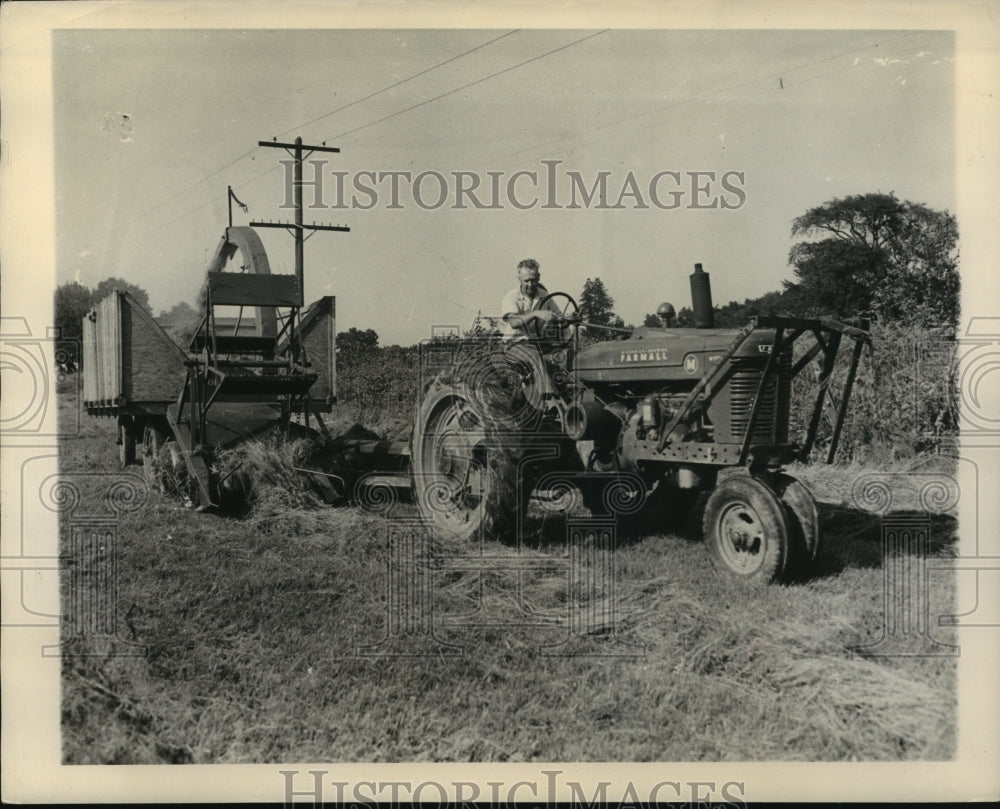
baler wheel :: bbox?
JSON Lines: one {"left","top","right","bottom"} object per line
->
{"left": 142, "top": 423, "right": 169, "bottom": 492}
{"left": 703, "top": 474, "right": 790, "bottom": 583}
{"left": 118, "top": 418, "right": 137, "bottom": 468}
{"left": 157, "top": 440, "right": 195, "bottom": 506}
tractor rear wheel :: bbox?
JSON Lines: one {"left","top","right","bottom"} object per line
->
{"left": 411, "top": 372, "right": 524, "bottom": 543}
{"left": 703, "top": 474, "right": 790, "bottom": 583}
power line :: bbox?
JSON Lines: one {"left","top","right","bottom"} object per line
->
{"left": 68, "top": 30, "right": 522, "bottom": 261}
{"left": 277, "top": 29, "right": 521, "bottom": 139}
{"left": 74, "top": 31, "right": 606, "bottom": 268}
{"left": 324, "top": 30, "right": 608, "bottom": 143}
{"left": 69, "top": 30, "right": 909, "bottom": 274}
{"left": 462, "top": 31, "right": 923, "bottom": 175}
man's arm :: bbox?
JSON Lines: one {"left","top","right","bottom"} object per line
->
{"left": 501, "top": 289, "right": 556, "bottom": 333}
{"left": 504, "top": 309, "right": 556, "bottom": 330}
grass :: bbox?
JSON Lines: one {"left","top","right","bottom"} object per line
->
{"left": 57, "top": 380, "right": 958, "bottom": 763}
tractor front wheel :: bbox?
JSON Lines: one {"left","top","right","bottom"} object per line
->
{"left": 703, "top": 475, "right": 790, "bottom": 583}
{"left": 761, "top": 472, "right": 820, "bottom": 578}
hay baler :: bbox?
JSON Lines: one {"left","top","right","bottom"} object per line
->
{"left": 81, "top": 225, "right": 338, "bottom": 509}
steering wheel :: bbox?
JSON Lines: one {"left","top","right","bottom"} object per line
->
{"left": 536, "top": 291, "right": 580, "bottom": 322}
{"left": 530, "top": 291, "right": 580, "bottom": 342}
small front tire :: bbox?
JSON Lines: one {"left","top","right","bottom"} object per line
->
{"left": 703, "top": 474, "right": 790, "bottom": 583}
{"left": 763, "top": 473, "right": 820, "bottom": 578}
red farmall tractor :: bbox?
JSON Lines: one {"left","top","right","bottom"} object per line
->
{"left": 411, "top": 264, "right": 870, "bottom": 583}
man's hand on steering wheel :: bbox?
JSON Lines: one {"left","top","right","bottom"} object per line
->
{"left": 536, "top": 291, "right": 580, "bottom": 325}
{"left": 532, "top": 291, "right": 580, "bottom": 342}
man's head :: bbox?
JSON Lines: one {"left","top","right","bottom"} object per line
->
{"left": 517, "top": 258, "right": 541, "bottom": 297}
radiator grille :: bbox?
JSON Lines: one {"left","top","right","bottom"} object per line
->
{"left": 728, "top": 353, "right": 791, "bottom": 444}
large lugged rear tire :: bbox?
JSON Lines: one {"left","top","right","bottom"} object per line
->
{"left": 703, "top": 474, "right": 791, "bottom": 583}
{"left": 411, "top": 370, "right": 525, "bottom": 543}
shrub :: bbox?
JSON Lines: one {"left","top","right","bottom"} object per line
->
{"left": 788, "top": 322, "right": 958, "bottom": 464}
{"left": 334, "top": 344, "right": 420, "bottom": 424}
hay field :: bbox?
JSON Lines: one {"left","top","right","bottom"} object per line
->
{"left": 57, "top": 381, "right": 958, "bottom": 763}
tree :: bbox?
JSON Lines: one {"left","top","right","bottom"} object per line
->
{"left": 93, "top": 276, "right": 153, "bottom": 313}
{"left": 786, "top": 193, "right": 959, "bottom": 324}
{"left": 158, "top": 300, "right": 198, "bottom": 322}
{"left": 336, "top": 327, "right": 379, "bottom": 356}
{"left": 644, "top": 305, "right": 695, "bottom": 328}
{"left": 881, "top": 202, "right": 960, "bottom": 323}
{"left": 54, "top": 282, "right": 94, "bottom": 358}
{"left": 578, "top": 277, "right": 617, "bottom": 326}
{"left": 675, "top": 306, "right": 694, "bottom": 328}
{"left": 579, "top": 277, "right": 628, "bottom": 342}
{"left": 53, "top": 277, "right": 154, "bottom": 363}
{"left": 713, "top": 289, "right": 797, "bottom": 328}
{"left": 158, "top": 300, "right": 201, "bottom": 347}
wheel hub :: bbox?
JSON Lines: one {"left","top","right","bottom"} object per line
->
{"left": 425, "top": 401, "right": 489, "bottom": 519}
{"left": 718, "top": 502, "right": 765, "bottom": 571}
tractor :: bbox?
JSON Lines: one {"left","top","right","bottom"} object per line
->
{"left": 411, "top": 263, "right": 870, "bottom": 583}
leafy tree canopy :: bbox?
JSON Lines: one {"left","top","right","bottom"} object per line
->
{"left": 337, "top": 327, "right": 379, "bottom": 356}
{"left": 158, "top": 300, "right": 199, "bottom": 323}
{"left": 578, "top": 278, "right": 616, "bottom": 326}
{"left": 785, "top": 192, "right": 958, "bottom": 324}
{"left": 54, "top": 282, "right": 93, "bottom": 348}
{"left": 644, "top": 305, "right": 695, "bottom": 329}
{"left": 55, "top": 277, "right": 154, "bottom": 362}
{"left": 93, "top": 276, "right": 153, "bottom": 313}
{"left": 578, "top": 277, "right": 627, "bottom": 341}
{"left": 157, "top": 300, "right": 201, "bottom": 348}
{"left": 712, "top": 289, "right": 800, "bottom": 328}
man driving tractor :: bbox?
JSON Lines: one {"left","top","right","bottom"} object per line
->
{"left": 497, "top": 258, "right": 577, "bottom": 411}
{"left": 501, "top": 259, "right": 565, "bottom": 341}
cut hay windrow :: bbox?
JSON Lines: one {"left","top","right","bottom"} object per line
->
{"left": 208, "top": 418, "right": 414, "bottom": 527}
{"left": 214, "top": 437, "right": 328, "bottom": 510}
{"left": 211, "top": 430, "right": 362, "bottom": 526}
{"left": 771, "top": 655, "right": 953, "bottom": 758}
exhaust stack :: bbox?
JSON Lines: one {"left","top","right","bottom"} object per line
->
{"left": 690, "top": 262, "right": 715, "bottom": 329}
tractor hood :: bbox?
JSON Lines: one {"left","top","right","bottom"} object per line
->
{"left": 572, "top": 326, "right": 777, "bottom": 384}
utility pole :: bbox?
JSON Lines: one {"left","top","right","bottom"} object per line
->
{"left": 252, "top": 136, "right": 349, "bottom": 305}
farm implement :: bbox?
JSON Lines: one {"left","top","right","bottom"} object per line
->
{"left": 82, "top": 224, "right": 340, "bottom": 510}
{"left": 81, "top": 137, "right": 871, "bottom": 582}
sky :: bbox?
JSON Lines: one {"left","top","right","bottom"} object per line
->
{"left": 53, "top": 28, "right": 955, "bottom": 346}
